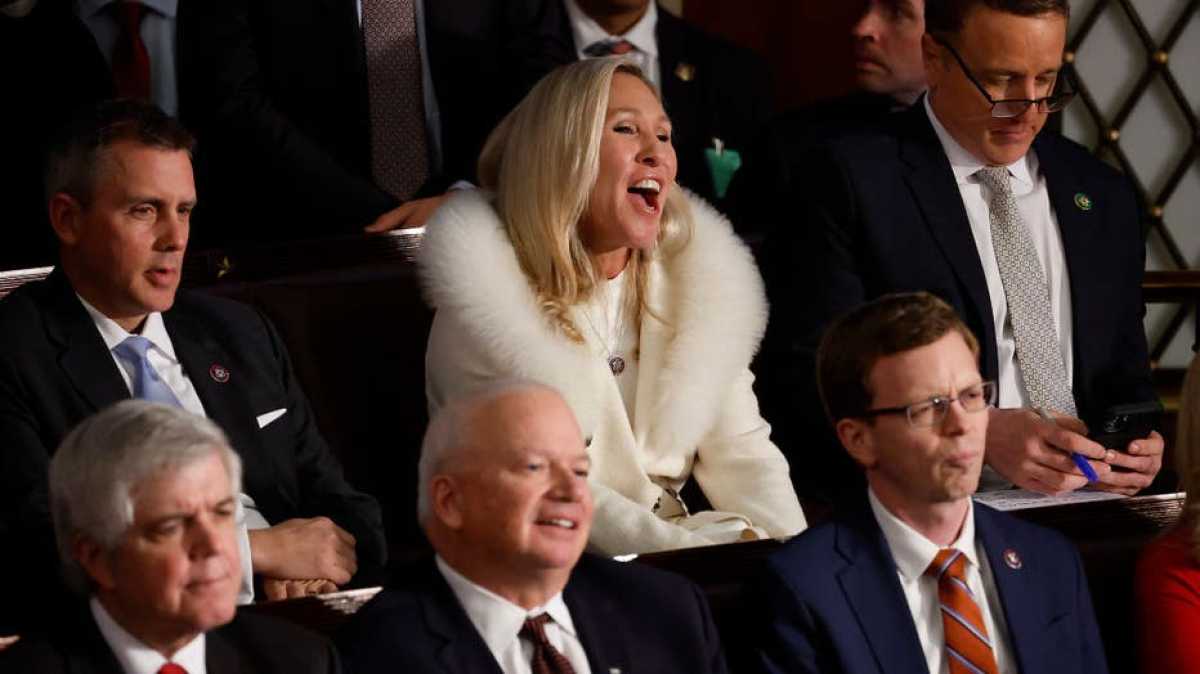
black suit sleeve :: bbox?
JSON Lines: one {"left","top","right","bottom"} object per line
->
{"left": 180, "top": 0, "right": 399, "bottom": 234}
{"left": 756, "top": 143, "right": 867, "bottom": 502}
{"left": 255, "top": 309, "right": 388, "bottom": 576}
{"left": 749, "top": 563, "right": 828, "bottom": 674}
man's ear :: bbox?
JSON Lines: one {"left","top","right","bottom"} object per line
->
{"left": 74, "top": 536, "right": 116, "bottom": 591}
{"left": 49, "top": 193, "right": 85, "bottom": 246}
{"left": 836, "top": 418, "right": 878, "bottom": 470}
{"left": 431, "top": 475, "right": 464, "bottom": 530}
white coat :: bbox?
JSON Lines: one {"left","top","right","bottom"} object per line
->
{"left": 419, "top": 189, "right": 806, "bottom": 554}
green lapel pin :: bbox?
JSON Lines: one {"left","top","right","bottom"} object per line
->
{"left": 1074, "top": 192, "right": 1093, "bottom": 211}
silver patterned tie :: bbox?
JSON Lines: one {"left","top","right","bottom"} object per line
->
{"left": 976, "top": 166, "right": 1076, "bottom": 416}
{"left": 362, "top": 0, "right": 429, "bottom": 201}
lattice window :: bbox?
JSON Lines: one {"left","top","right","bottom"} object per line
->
{"left": 1061, "top": 0, "right": 1200, "bottom": 368}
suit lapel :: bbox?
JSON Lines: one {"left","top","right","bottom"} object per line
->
{"left": 205, "top": 629, "right": 246, "bottom": 674}
{"left": 975, "top": 506, "right": 1045, "bottom": 673}
{"left": 1033, "top": 135, "right": 1098, "bottom": 401}
{"left": 898, "top": 106, "right": 998, "bottom": 377}
{"left": 419, "top": 565, "right": 507, "bottom": 674}
{"left": 163, "top": 306, "right": 259, "bottom": 448}
{"left": 42, "top": 271, "right": 130, "bottom": 412}
{"left": 835, "top": 507, "right": 929, "bottom": 674}
{"left": 564, "top": 559, "right": 632, "bottom": 674}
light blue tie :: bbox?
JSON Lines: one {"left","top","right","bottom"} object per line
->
{"left": 112, "top": 335, "right": 183, "bottom": 407}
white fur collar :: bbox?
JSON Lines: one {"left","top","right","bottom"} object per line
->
{"left": 419, "top": 189, "right": 768, "bottom": 453}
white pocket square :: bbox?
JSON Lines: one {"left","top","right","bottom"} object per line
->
{"left": 256, "top": 408, "right": 287, "bottom": 429}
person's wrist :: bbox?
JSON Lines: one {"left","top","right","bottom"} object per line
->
{"left": 247, "top": 528, "right": 276, "bottom": 575}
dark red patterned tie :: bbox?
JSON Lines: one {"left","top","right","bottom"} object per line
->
{"left": 157, "top": 663, "right": 188, "bottom": 674}
{"left": 926, "top": 549, "right": 999, "bottom": 674}
{"left": 583, "top": 39, "right": 636, "bottom": 57}
{"left": 519, "top": 613, "right": 577, "bottom": 674}
{"left": 362, "top": 0, "right": 429, "bottom": 201}
{"left": 110, "top": 1, "right": 151, "bottom": 99}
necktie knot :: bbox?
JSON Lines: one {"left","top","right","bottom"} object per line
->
{"left": 157, "top": 663, "right": 188, "bottom": 674}
{"left": 975, "top": 166, "right": 1012, "bottom": 195}
{"left": 584, "top": 39, "right": 636, "bottom": 57}
{"left": 112, "top": 335, "right": 182, "bottom": 407}
{"left": 926, "top": 548, "right": 967, "bottom": 581}
{"left": 114, "top": 334, "right": 154, "bottom": 361}
{"left": 519, "top": 613, "right": 576, "bottom": 674}
{"left": 112, "top": 0, "right": 146, "bottom": 28}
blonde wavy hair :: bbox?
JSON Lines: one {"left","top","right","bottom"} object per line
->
{"left": 1178, "top": 353, "right": 1200, "bottom": 559}
{"left": 477, "top": 58, "right": 693, "bottom": 343}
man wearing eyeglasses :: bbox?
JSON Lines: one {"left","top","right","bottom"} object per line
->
{"left": 761, "top": 0, "right": 1162, "bottom": 502}
{"left": 751, "top": 291, "right": 1107, "bottom": 674}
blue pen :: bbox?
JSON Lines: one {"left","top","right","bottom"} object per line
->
{"left": 1036, "top": 408, "right": 1099, "bottom": 483}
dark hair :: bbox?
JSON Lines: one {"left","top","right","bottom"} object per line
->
{"left": 816, "top": 292, "right": 981, "bottom": 424}
{"left": 44, "top": 99, "right": 195, "bottom": 206}
{"left": 926, "top": 0, "right": 1070, "bottom": 38}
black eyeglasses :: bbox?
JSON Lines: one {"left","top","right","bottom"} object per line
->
{"left": 932, "top": 36, "right": 1075, "bottom": 118}
{"left": 859, "top": 381, "right": 997, "bottom": 428}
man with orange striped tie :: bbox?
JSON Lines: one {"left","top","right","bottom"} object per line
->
{"left": 750, "top": 292, "right": 1106, "bottom": 674}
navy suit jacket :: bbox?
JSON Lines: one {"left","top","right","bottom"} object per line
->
{"left": 752, "top": 499, "right": 1107, "bottom": 674}
{"left": 757, "top": 101, "right": 1155, "bottom": 500}
{"left": 1, "top": 604, "right": 341, "bottom": 673}
{"left": 336, "top": 554, "right": 729, "bottom": 674}
{"left": 0, "top": 271, "right": 386, "bottom": 634}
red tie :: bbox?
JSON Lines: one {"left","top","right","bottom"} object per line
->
{"left": 158, "top": 663, "right": 188, "bottom": 674}
{"left": 926, "top": 549, "right": 999, "bottom": 674}
{"left": 519, "top": 613, "right": 576, "bottom": 674}
{"left": 110, "top": 0, "right": 151, "bottom": 100}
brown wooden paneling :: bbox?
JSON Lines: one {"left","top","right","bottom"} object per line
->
{"left": 683, "top": 0, "right": 865, "bottom": 109}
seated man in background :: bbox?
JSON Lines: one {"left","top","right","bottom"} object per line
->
{"left": 0, "top": 400, "right": 340, "bottom": 672}
{"left": 337, "top": 381, "right": 729, "bottom": 673}
{"left": 728, "top": 0, "right": 927, "bottom": 241}
{"left": 759, "top": 0, "right": 1161, "bottom": 502}
{"left": 0, "top": 100, "right": 385, "bottom": 635}
{"left": 753, "top": 292, "right": 1106, "bottom": 674}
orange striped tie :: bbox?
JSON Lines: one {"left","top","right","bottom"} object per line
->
{"left": 926, "top": 549, "right": 998, "bottom": 674}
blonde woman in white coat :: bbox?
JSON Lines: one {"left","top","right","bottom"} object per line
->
{"left": 419, "top": 58, "right": 806, "bottom": 555}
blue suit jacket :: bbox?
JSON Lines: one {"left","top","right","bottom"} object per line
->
{"left": 752, "top": 499, "right": 1107, "bottom": 674}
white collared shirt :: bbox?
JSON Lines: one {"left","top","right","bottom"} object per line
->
{"left": 924, "top": 96, "right": 1074, "bottom": 411}
{"left": 868, "top": 489, "right": 1015, "bottom": 674}
{"left": 77, "top": 295, "right": 261, "bottom": 604}
{"left": 76, "top": 0, "right": 180, "bottom": 115}
{"left": 436, "top": 557, "right": 592, "bottom": 674}
{"left": 91, "top": 597, "right": 207, "bottom": 674}
{"left": 565, "top": 0, "right": 660, "bottom": 88}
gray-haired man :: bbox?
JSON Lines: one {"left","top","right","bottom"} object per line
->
{"left": 0, "top": 400, "right": 340, "bottom": 673}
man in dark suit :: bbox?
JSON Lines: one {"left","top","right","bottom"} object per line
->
{"left": 728, "top": 0, "right": 926, "bottom": 242}
{"left": 752, "top": 292, "right": 1106, "bottom": 674}
{"left": 759, "top": 0, "right": 1162, "bottom": 501}
{"left": 177, "top": 0, "right": 556, "bottom": 245}
{"left": 0, "top": 401, "right": 341, "bottom": 672}
{"left": 0, "top": 100, "right": 386, "bottom": 635}
{"left": 534, "top": 0, "right": 770, "bottom": 209}
{"left": 336, "top": 382, "right": 728, "bottom": 674}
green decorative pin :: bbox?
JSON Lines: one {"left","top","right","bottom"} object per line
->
{"left": 1074, "top": 192, "right": 1093, "bottom": 211}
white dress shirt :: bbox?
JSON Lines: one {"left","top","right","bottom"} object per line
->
{"left": 77, "top": 0, "right": 180, "bottom": 116}
{"left": 565, "top": 0, "right": 661, "bottom": 88}
{"left": 868, "top": 489, "right": 1015, "bottom": 674}
{"left": 91, "top": 597, "right": 207, "bottom": 674}
{"left": 78, "top": 296, "right": 261, "bottom": 604}
{"left": 436, "top": 557, "right": 592, "bottom": 674}
{"left": 924, "top": 96, "right": 1074, "bottom": 410}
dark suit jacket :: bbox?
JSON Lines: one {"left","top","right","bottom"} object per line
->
{"left": 535, "top": 2, "right": 772, "bottom": 208}
{"left": 757, "top": 101, "right": 1155, "bottom": 501}
{"left": 336, "top": 554, "right": 729, "bottom": 674}
{"left": 178, "top": 0, "right": 555, "bottom": 245}
{"left": 752, "top": 498, "right": 1107, "bottom": 674}
{"left": 1, "top": 603, "right": 340, "bottom": 673}
{"left": 0, "top": 271, "right": 386, "bottom": 634}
